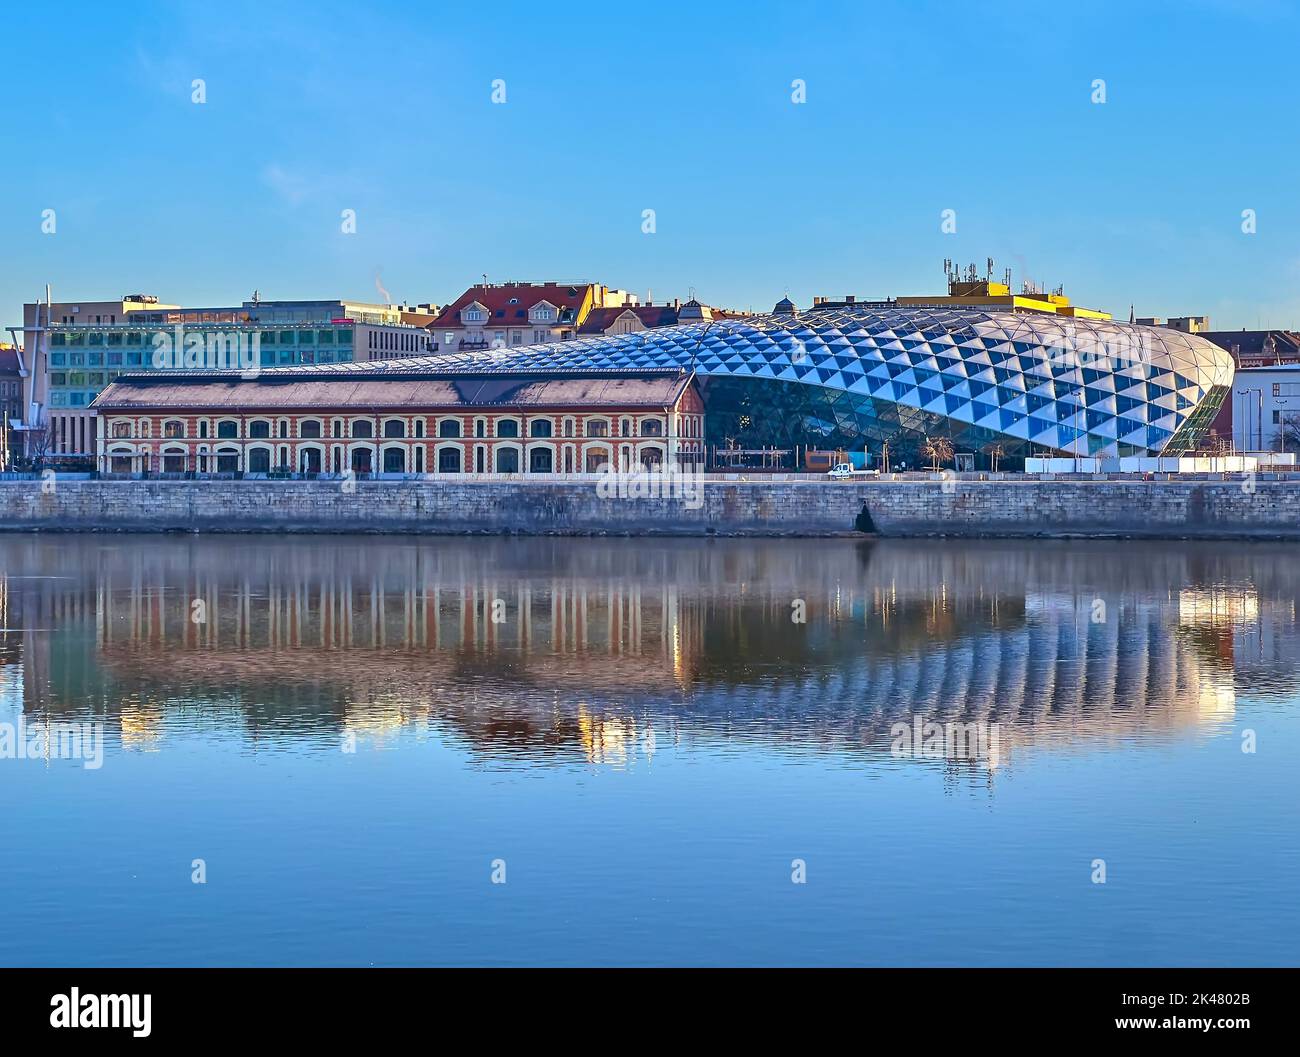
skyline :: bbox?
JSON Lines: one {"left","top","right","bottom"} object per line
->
{"left": 4, "top": 0, "right": 1300, "bottom": 330}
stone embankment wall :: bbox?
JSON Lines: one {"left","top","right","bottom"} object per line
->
{"left": 1, "top": 479, "right": 1298, "bottom": 539}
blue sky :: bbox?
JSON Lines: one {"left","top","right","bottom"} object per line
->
{"left": 2, "top": 0, "right": 1297, "bottom": 330}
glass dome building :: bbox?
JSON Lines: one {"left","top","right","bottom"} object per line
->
{"left": 424, "top": 304, "right": 1234, "bottom": 459}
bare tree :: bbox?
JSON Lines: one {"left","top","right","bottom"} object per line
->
{"left": 982, "top": 441, "right": 1005, "bottom": 473}
{"left": 920, "top": 435, "right": 954, "bottom": 472}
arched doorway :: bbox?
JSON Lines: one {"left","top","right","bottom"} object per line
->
{"left": 300, "top": 447, "right": 322, "bottom": 474}
{"left": 495, "top": 447, "right": 519, "bottom": 473}
{"left": 216, "top": 447, "right": 240, "bottom": 473}
{"left": 529, "top": 447, "right": 553, "bottom": 474}
{"left": 351, "top": 448, "right": 372, "bottom": 474}
{"left": 585, "top": 446, "right": 611, "bottom": 473}
{"left": 438, "top": 447, "right": 461, "bottom": 474}
{"left": 248, "top": 447, "right": 271, "bottom": 474}
{"left": 640, "top": 446, "right": 664, "bottom": 470}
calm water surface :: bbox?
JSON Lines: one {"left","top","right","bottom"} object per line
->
{"left": 0, "top": 534, "right": 1296, "bottom": 966}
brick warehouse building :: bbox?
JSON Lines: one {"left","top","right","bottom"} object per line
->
{"left": 90, "top": 367, "right": 704, "bottom": 477}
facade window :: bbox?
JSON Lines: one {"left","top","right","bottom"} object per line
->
{"left": 496, "top": 419, "right": 519, "bottom": 438}
{"left": 163, "top": 420, "right": 185, "bottom": 438}
{"left": 438, "top": 420, "right": 461, "bottom": 438}
{"left": 352, "top": 420, "right": 373, "bottom": 438}
{"left": 383, "top": 420, "right": 406, "bottom": 438}
{"left": 641, "top": 418, "right": 663, "bottom": 437}
{"left": 438, "top": 448, "right": 461, "bottom": 473}
{"left": 332, "top": 420, "right": 342, "bottom": 438}
{"left": 300, "top": 420, "right": 323, "bottom": 438}
{"left": 279, "top": 421, "right": 289, "bottom": 438}
{"left": 249, "top": 420, "right": 271, "bottom": 438}
{"left": 216, "top": 420, "right": 240, "bottom": 440}
{"left": 112, "top": 421, "right": 132, "bottom": 438}
{"left": 530, "top": 419, "right": 552, "bottom": 438}
{"left": 587, "top": 420, "right": 608, "bottom": 437}
{"left": 496, "top": 448, "right": 519, "bottom": 473}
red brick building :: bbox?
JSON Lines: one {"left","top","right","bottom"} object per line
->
{"left": 91, "top": 368, "right": 704, "bottom": 477}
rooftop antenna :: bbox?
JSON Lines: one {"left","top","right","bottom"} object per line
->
{"left": 252, "top": 289, "right": 260, "bottom": 304}
{"left": 481, "top": 273, "right": 488, "bottom": 288}
{"left": 986, "top": 257, "right": 994, "bottom": 281}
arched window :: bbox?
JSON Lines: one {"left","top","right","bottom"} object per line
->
{"left": 248, "top": 420, "right": 271, "bottom": 439}
{"left": 415, "top": 420, "right": 424, "bottom": 438}
{"left": 438, "top": 419, "right": 461, "bottom": 438}
{"left": 586, "top": 419, "right": 608, "bottom": 438}
{"left": 217, "top": 420, "right": 239, "bottom": 439}
{"left": 475, "top": 419, "right": 486, "bottom": 438}
{"left": 248, "top": 448, "right": 271, "bottom": 474}
{"left": 199, "top": 421, "right": 209, "bottom": 439}
{"left": 163, "top": 420, "right": 185, "bottom": 439}
{"left": 641, "top": 418, "right": 663, "bottom": 437}
{"left": 112, "top": 421, "right": 132, "bottom": 438}
{"left": 383, "top": 420, "right": 406, "bottom": 438}
{"left": 496, "top": 419, "right": 519, "bottom": 438}
{"left": 530, "top": 419, "right": 552, "bottom": 438}
{"left": 352, "top": 420, "right": 373, "bottom": 438}
{"left": 300, "top": 420, "right": 323, "bottom": 438}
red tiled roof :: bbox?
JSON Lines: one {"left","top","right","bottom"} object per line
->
{"left": 92, "top": 372, "right": 694, "bottom": 412}
{"left": 577, "top": 305, "right": 681, "bottom": 334}
{"left": 430, "top": 283, "right": 596, "bottom": 330}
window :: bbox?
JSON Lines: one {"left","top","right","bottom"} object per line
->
{"left": 300, "top": 420, "right": 323, "bottom": 438}
{"left": 530, "top": 419, "right": 552, "bottom": 438}
{"left": 249, "top": 420, "right": 271, "bottom": 439}
{"left": 586, "top": 419, "right": 608, "bottom": 437}
{"left": 352, "top": 420, "right": 373, "bottom": 438}
{"left": 248, "top": 448, "right": 271, "bottom": 474}
{"left": 496, "top": 447, "right": 519, "bottom": 473}
{"left": 383, "top": 420, "right": 405, "bottom": 438}
{"left": 163, "top": 420, "right": 185, "bottom": 439}
{"left": 217, "top": 420, "right": 239, "bottom": 439}
{"left": 438, "top": 419, "right": 461, "bottom": 438}
{"left": 438, "top": 448, "right": 461, "bottom": 473}
{"left": 496, "top": 419, "right": 519, "bottom": 438}
{"left": 112, "top": 421, "right": 132, "bottom": 438}
{"left": 641, "top": 418, "right": 663, "bottom": 437}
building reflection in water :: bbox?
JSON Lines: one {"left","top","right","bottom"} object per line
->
{"left": 2, "top": 535, "right": 1293, "bottom": 774}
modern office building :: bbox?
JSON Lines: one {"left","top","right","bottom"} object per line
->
{"left": 1222, "top": 365, "right": 1300, "bottom": 453}
{"left": 8, "top": 293, "right": 440, "bottom": 467}
{"left": 427, "top": 294, "right": 1235, "bottom": 460}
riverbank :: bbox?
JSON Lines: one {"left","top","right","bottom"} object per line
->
{"left": 2, "top": 478, "right": 1299, "bottom": 538}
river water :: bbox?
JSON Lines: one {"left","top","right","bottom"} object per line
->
{"left": 0, "top": 534, "right": 1295, "bottom": 966}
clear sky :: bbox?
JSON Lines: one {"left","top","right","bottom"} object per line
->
{"left": 3, "top": 0, "right": 1296, "bottom": 331}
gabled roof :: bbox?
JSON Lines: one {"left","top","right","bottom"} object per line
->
{"left": 578, "top": 305, "right": 682, "bottom": 334}
{"left": 431, "top": 283, "right": 596, "bottom": 330}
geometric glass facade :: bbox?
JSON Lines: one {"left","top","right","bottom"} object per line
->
{"left": 419, "top": 305, "right": 1235, "bottom": 458}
